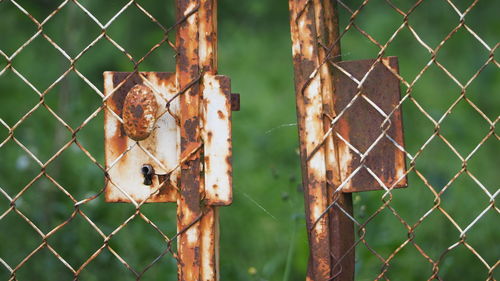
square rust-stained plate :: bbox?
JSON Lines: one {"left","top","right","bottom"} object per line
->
{"left": 104, "top": 72, "right": 179, "bottom": 203}
{"left": 333, "top": 57, "right": 407, "bottom": 193}
{"left": 104, "top": 72, "right": 233, "bottom": 205}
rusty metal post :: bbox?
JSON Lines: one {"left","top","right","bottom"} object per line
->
{"left": 176, "top": 1, "right": 203, "bottom": 280}
{"left": 289, "top": 0, "right": 355, "bottom": 280}
{"left": 175, "top": 1, "right": 223, "bottom": 280}
{"left": 289, "top": 1, "right": 332, "bottom": 280}
{"left": 315, "top": 1, "right": 355, "bottom": 280}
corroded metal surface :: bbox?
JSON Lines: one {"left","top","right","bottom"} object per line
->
{"left": 289, "top": 4, "right": 407, "bottom": 279}
{"left": 202, "top": 74, "right": 232, "bottom": 206}
{"left": 289, "top": 0, "right": 364, "bottom": 280}
{"left": 176, "top": 0, "right": 203, "bottom": 280}
{"left": 313, "top": 0, "right": 355, "bottom": 279}
{"left": 200, "top": 207, "right": 218, "bottom": 281}
{"left": 289, "top": 1, "right": 332, "bottom": 280}
{"left": 104, "top": 72, "right": 179, "bottom": 203}
{"left": 312, "top": 1, "right": 356, "bottom": 279}
{"left": 333, "top": 57, "right": 407, "bottom": 193}
{"left": 198, "top": 0, "right": 221, "bottom": 280}
{"left": 103, "top": 2, "right": 230, "bottom": 279}
{"left": 2, "top": 0, "right": 496, "bottom": 280}
{"left": 199, "top": 0, "right": 223, "bottom": 281}
{"left": 230, "top": 93, "right": 240, "bottom": 111}
{"left": 122, "top": 84, "right": 159, "bottom": 141}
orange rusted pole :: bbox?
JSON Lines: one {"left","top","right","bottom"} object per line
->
{"left": 314, "top": 1, "right": 355, "bottom": 280}
{"left": 289, "top": 1, "right": 332, "bottom": 280}
{"left": 289, "top": 0, "right": 355, "bottom": 280}
{"left": 176, "top": 0, "right": 202, "bottom": 280}
{"left": 176, "top": 0, "right": 221, "bottom": 280}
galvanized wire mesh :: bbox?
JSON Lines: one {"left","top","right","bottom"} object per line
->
{"left": 0, "top": 0, "right": 212, "bottom": 280}
{"left": 290, "top": 0, "right": 498, "bottom": 280}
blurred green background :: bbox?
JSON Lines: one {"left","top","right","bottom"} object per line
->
{"left": 0, "top": 0, "right": 498, "bottom": 280}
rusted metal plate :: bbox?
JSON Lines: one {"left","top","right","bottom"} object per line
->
{"left": 103, "top": 72, "right": 179, "bottom": 203}
{"left": 333, "top": 56, "right": 407, "bottom": 193}
{"left": 202, "top": 74, "right": 232, "bottom": 205}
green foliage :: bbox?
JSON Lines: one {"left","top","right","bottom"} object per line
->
{"left": 0, "top": 0, "right": 498, "bottom": 280}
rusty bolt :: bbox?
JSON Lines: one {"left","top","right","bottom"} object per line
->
{"left": 122, "top": 84, "right": 159, "bottom": 141}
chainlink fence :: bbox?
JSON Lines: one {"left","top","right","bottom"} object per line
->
{"left": 0, "top": 0, "right": 220, "bottom": 280}
{"left": 0, "top": 0, "right": 499, "bottom": 281}
{"left": 289, "top": 0, "right": 498, "bottom": 280}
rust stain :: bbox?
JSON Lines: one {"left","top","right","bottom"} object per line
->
{"left": 151, "top": 176, "right": 177, "bottom": 202}
{"left": 111, "top": 73, "right": 143, "bottom": 115}
{"left": 154, "top": 72, "right": 176, "bottom": 85}
{"left": 176, "top": 1, "right": 203, "bottom": 280}
{"left": 206, "top": 131, "right": 213, "bottom": 144}
{"left": 204, "top": 155, "right": 210, "bottom": 171}
{"left": 183, "top": 117, "right": 200, "bottom": 143}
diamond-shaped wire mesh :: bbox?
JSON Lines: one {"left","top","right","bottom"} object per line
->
{"left": 1, "top": 0, "right": 498, "bottom": 280}
{"left": 0, "top": 0, "right": 209, "bottom": 280}
{"left": 289, "top": 0, "right": 498, "bottom": 280}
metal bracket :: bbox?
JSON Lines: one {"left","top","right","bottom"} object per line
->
{"left": 103, "top": 72, "right": 234, "bottom": 205}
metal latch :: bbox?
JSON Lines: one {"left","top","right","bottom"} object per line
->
{"left": 103, "top": 72, "right": 236, "bottom": 205}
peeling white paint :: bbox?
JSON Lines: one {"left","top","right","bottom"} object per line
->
{"left": 202, "top": 74, "right": 232, "bottom": 206}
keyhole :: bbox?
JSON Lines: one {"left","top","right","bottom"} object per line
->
{"left": 141, "top": 164, "right": 154, "bottom": 185}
